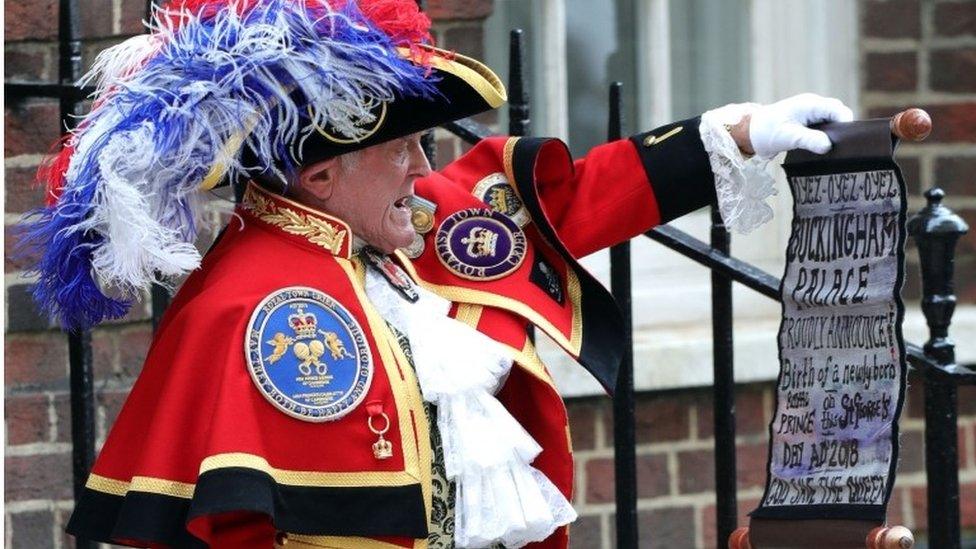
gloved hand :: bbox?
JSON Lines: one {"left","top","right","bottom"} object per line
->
{"left": 748, "top": 93, "right": 854, "bottom": 158}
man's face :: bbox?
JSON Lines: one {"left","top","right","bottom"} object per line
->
{"left": 298, "top": 133, "right": 431, "bottom": 254}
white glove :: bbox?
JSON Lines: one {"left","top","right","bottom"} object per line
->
{"left": 749, "top": 93, "right": 854, "bottom": 158}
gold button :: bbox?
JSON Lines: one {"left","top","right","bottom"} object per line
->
{"left": 642, "top": 135, "right": 657, "bottom": 147}
{"left": 411, "top": 209, "right": 434, "bottom": 233}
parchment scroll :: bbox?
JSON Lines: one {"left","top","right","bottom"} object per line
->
{"left": 752, "top": 120, "right": 908, "bottom": 521}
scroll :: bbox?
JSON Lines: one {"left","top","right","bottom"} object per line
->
{"left": 751, "top": 110, "right": 930, "bottom": 526}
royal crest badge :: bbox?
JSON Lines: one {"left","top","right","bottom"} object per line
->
{"left": 435, "top": 208, "right": 527, "bottom": 281}
{"left": 471, "top": 172, "right": 530, "bottom": 228}
{"left": 246, "top": 287, "right": 373, "bottom": 422}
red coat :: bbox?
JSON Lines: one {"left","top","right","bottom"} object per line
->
{"left": 67, "top": 121, "right": 715, "bottom": 548}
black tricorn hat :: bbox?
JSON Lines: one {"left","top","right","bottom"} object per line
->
{"left": 203, "top": 45, "right": 507, "bottom": 190}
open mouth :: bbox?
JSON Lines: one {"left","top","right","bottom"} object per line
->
{"left": 392, "top": 195, "right": 414, "bottom": 226}
{"left": 393, "top": 195, "right": 412, "bottom": 209}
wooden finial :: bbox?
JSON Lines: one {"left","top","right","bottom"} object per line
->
{"left": 866, "top": 525, "right": 915, "bottom": 549}
{"left": 890, "top": 108, "right": 932, "bottom": 142}
{"left": 728, "top": 527, "right": 752, "bottom": 549}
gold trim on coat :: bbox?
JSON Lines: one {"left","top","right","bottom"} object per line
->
{"left": 86, "top": 473, "right": 196, "bottom": 499}
{"left": 338, "top": 257, "right": 433, "bottom": 526}
{"left": 395, "top": 251, "right": 583, "bottom": 358}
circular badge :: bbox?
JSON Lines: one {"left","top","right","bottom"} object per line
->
{"left": 402, "top": 232, "right": 426, "bottom": 259}
{"left": 310, "top": 101, "right": 387, "bottom": 144}
{"left": 471, "top": 172, "right": 530, "bottom": 228}
{"left": 245, "top": 287, "right": 373, "bottom": 422}
{"left": 435, "top": 208, "right": 527, "bottom": 281}
{"left": 411, "top": 208, "right": 434, "bottom": 234}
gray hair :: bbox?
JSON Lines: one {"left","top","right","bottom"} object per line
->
{"left": 337, "top": 149, "right": 362, "bottom": 173}
{"left": 251, "top": 149, "right": 363, "bottom": 196}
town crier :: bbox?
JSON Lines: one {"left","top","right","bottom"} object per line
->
{"left": 20, "top": 0, "right": 852, "bottom": 547}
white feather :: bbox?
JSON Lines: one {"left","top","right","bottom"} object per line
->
{"left": 79, "top": 34, "right": 161, "bottom": 97}
{"left": 82, "top": 123, "right": 201, "bottom": 293}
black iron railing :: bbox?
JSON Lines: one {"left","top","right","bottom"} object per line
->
{"left": 5, "top": 3, "right": 974, "bottom": 548}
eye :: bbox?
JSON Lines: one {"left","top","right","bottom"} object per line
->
{"left": 393, "top": 140, "right": 409, "bottom": 162}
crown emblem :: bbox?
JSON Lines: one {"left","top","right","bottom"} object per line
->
{"left": 372, "top": 436, "right": 393, "bottom": 459}
{"left": 289, "top": 307, "right": 318, "bottom": 339}
{"left": 462, "top": 227, "right": 499, "bottom": 258}
{"left": 368, "top": 412, "right": 393, "bottom": 460}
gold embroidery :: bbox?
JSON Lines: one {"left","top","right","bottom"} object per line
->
{"left": 86, "top": 473, "right": 130, "bottom": 496}
{"left": 398, "top": 46, "right": 507, "bottom": 109}
{"left": 337, "top": 260, "right": 433, "bottom": 519}
{"left": 503, "top": 137, "right": 519, "bottom": 189}
{"left": 510, "top": 335, "right": 551, "bottom": 385}
{"left": 199, "top": 453, "right": 418, "bottom": 487}
{"left": 396, "top": 251, "right": 583, "bottom": 358}
{"left": 266, "top": 332, "right": 294, "bottom": 364}
{"left": 244, "top": 187, "right": 347, "bottom": 255}
{"left": 85, "top": 455, "right": 425, "bottom": 501}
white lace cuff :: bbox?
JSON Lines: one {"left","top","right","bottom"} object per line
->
{"left": 700, "top": 103, "right": 778, "bottom": 234}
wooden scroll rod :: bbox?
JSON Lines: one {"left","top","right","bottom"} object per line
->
{"left": 890, "top": 107, "right": 931, "bottom": 142}
{"left": 728, "top": 525, "right": 914, "bottom": 549}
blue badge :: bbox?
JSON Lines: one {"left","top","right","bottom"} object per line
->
{"left": 435, "top": 208, "right": 527, "bottom": 281}
{"left": 246, "top": 287, "right": 373, "bottom": 422}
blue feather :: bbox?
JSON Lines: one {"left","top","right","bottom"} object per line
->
{"left": 20, "top": 0, "right": 440, "bottom": 330}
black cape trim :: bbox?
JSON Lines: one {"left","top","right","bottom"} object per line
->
{"left": 510, "top": 138, "right": 625, "bottom": 395}
{"left": 629, "top": 116, "right": 716, "bottom": 223}
{"left": 66, "top": 468, "right": 428, "bottom": 547}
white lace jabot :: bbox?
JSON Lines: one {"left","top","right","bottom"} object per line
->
{"left": 364, "top": 263, "right": 576, "bottom": 548}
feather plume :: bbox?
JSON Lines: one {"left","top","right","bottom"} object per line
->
{"left": 20, "top": 0, "right": 438, "bottom": 329}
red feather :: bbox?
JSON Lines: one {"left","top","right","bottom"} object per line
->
{"left": 37, "top": 137, "right": 75, "bottom": 207}
{"left": 160, "top": 0, "right": 434, "bottom": 47}
{"left": 357, "top": 0, "right": 433, "bottom": 46}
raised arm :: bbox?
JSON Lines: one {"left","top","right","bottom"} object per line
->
{"left": 540, "top": 116, "right": 717, "bottom": 258}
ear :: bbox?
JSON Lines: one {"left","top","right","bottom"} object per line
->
{"left": 297, "top": 157, "right": 341, "bottom": 202}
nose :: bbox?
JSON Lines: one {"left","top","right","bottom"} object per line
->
{"left": 408, "top": 137, "right": 432, "bottom": 178}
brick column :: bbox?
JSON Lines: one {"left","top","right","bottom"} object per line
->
{"left": 429, "top": 0, "right": 499, "bottom": 165}
{"left": 860, "top": 0, "right": 976, "bottom": 302}
{"left": 859, "top": 2, "right": 976, "bottom": 538}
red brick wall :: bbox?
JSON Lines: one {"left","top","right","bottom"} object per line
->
{"left": 861, "top": 0, "right": 976, "bottom": 302}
